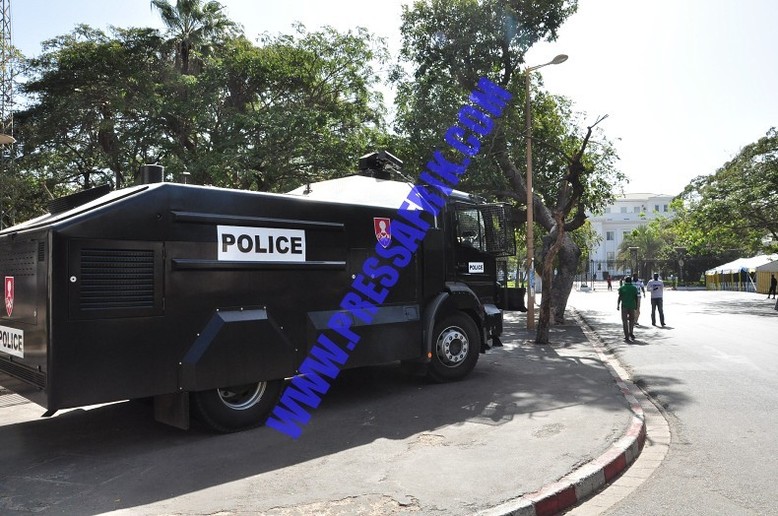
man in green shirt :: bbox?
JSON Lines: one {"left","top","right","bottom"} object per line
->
{"left": 617, "top": 276, "right": 639, "bottom": 342}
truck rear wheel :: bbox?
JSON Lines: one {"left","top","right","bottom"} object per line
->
{"left": 191, "top": 379, "right": 283, "bottom": 433}
{"left": 427, "top": 312, "right": 480, "bottom": 382}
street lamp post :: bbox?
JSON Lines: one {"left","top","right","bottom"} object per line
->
{"left": 674, "top": 246, "right": 687, "bottom": 288}
{"left": 591, "top": 258, "right": 595, "bottom": 286}
{"left": 525, "top": 53, "right": 568, "bottom": 330}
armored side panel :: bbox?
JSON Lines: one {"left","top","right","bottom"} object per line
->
{"left": 0, "top": 180, "right": 430, "bottom": 411}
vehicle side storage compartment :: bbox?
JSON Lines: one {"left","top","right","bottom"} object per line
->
{"left": 0, "top": 232, "right": 49, "bottom": 407}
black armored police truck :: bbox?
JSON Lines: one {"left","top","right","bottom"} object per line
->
{"left": 0, "top": 155, "right": 514, "bottom": 432}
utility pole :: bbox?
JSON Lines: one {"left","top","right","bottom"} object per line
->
{"left": 0, "top": 0, "right": 14, "bottom": 230}
{"left": 0, "top": 0, "right": 13, "bottom": 143}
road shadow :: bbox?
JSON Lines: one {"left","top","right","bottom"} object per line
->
{"left": 632, "top": 375, "right": 693, "bottom": 412}
{"left": 0, "top": 317, "right": 629, "bottom": 514}
{"left": 573, "top": 308, "right": 678, "bottom": 350}
{"left": 572, "top": 308, "right": 693, "bottom": 416}
{"left": 687, "top": 296, "right": 778, "bottom": 318}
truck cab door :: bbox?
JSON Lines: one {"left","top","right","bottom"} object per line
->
{"left": 452, "top": 205, "right": 497, "bottom": 303}
{"left": 450, "top": 203, "right": 515, "bottom": 303}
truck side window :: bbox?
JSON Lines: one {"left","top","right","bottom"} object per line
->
{"left": 456, "top": 208, "right": 486, "bottom": 252}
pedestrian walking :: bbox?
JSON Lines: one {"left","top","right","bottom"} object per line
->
{"left": 768, "top": 274, "right": 777, "bottom": 299}
{"left": 617, "top": 276, "right": 639, "bottom": 342}
{"left": 606, "top": 276, "right": 612, "bottom": 291}
{"left": 632, "top": 273, "right": 646, "bottom": 325}
{"left": 646, "top": 273, "right": 665, "bottom": 327}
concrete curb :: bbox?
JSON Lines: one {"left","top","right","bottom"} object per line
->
{"left": 478, "top": 309, "right": 647, "bottom": 516}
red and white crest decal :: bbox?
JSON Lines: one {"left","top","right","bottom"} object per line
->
{"left": 4, "top": 276, "right": 13, "bottom": 317}
{"left": 374, "top": 217, "right": 391, "bottom": 248}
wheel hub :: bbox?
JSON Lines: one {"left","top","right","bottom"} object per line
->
{"left": 217, "top": 382, "right": 267, "bottom": 411}
{"left": 436, "top": 326, "right": 469, "bottom": 367}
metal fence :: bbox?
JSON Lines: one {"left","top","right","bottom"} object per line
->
{"left": 578, "top": 257, "right": 724, "bottom": 287}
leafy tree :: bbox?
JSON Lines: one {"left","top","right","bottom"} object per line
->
{"left": 674, "top": 128, "right": 778, "bottom": 256}
{"left": 214, "top": 26, "right": 388, "bottom": 191}
{"left": 617, "top": 225, "right": 666, "bottom": 264}
{"left": 156, "top": 25, "right": 389, "bottom": 191}
{"left": 16, "top": 25, "right": 167, "bottom": 189}
{"left": 395, "top": 0, "right": 625, "bottom": 341}
{"left": 10, "top": 11, "right": 390, "bottom": 223}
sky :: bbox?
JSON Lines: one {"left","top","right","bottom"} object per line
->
{"left": 9, "top": 0, "right": 778, "bottom": 196}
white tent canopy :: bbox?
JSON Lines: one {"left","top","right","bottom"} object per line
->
{"left": 756, "top": 259, "right": 778, "bottom": 273}
{"left": 706, "top": 254, "right": 778, "bottom": 275}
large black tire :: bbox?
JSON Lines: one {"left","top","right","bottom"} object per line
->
{"left": 191, "top": 379, "right": 284, "bottom": 433}
{"left": 426, "top": 312, "right": 480, "bottom": 383}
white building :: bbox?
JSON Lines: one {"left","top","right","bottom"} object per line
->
{"left": 588, "top": 193, "right": 676, "bottom": 275}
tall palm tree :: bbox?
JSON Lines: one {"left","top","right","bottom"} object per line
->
{"left": 151, "top": 0, "right": 240, "bottom": 74}
{"left": 618, "top": 225, "right": 666, "bottom": 276}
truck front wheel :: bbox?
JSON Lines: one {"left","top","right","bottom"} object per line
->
{"left": 427, "top": 312, "right": 480, "bottom": 382}
{"left": 191, "top": 379, "right": 283, "bottom": 433}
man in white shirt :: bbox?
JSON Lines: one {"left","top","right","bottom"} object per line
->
{"left": 632, "top": 274, "right": 646, "bottom": 325}
{"left": 646, "top": 273, "right": 665, "bottom": 327}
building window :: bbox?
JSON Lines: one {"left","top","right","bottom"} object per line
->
{"left": 606, "top": 231, "right": 614, "bottom": 241}
{"left": 620, "top": 207, "right": 627, "bottom": 213}
{"left": 605, "top": 207, "right": 611, "bottom": 214}
{"left": 623, "top": 231, "right": 630, "bottom": 239}
{"left": 663, "top": 204, "right": 668, "bottom": 212}
{"left": 607, "top": 252, "right": 615, "bottom": 260}
{"left": 655, "top": 204, "right": 660, "bottom": 212}
{"left": 633, "top": 206, "right": 640, "bottom": 213}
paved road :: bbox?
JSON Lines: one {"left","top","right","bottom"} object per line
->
{"left": 570, "top": 288, "right": 778, "bottom": 515}
{"left": 0, "top": 311, "right": 631, "bottom": 515}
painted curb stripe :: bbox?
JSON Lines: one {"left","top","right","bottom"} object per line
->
{"left": 480, "top": 308, "right": 648, "bottom": 515}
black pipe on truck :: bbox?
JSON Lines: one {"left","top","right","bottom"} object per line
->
{"left": 139, "top": 164, "right": 165, "bottom": 184}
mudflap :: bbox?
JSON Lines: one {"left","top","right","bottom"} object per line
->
{"left": 483, "top": 303, "right": 503, "bottom": 349}
{"left": 154, "top": 391, "right": 189, "bottom": 430}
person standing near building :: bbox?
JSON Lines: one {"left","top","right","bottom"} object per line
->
{"left": 646, "top": 273, "right": 666, "bottom": 327}
{"left": 618, "top": 276, "right": 639, "bottom": 342}
{"left": 768, "top": 273, "right": 777, "bottom": 299}
{"left": 632, "top": 273, "right": 646, "bottom": 325}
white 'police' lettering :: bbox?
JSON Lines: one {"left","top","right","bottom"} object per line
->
{"left": 0, "top": 325, "right": 24, "bottom": 359}
{"left": 218, "top": 225, "right": 306, "bottom": 262}
{"left": 468, "top": 262, "right": 485, "bottom": 273}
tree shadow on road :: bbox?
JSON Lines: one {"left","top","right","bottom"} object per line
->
{"left": 632, "top": 375, "right": 692, "bottom": 413}
{"left": 0, "top": 315, "right": 642, "bottom": 514}
{"left": 687, "top": 295, "right": 778, "bottom": 318}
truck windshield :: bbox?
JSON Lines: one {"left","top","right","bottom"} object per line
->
{"left": 455, "top": 204, "right": 515, "bottom": 257}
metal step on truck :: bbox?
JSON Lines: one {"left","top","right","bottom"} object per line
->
{"left": 0, "top": 153, "right": 515, "bottom": 432}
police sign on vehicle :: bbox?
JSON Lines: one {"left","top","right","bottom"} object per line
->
{"left": 218, "top": 225, "right": 306, "bottom": 262}
{"left": 0, "top": 325, "right": 23, "bottom": 359}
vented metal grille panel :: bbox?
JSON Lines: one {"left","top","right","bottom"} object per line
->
{"left": 0, "top": 242, "right": 37, "bottom": 277}
{"left": 80, "top": 248, "right": 156, "bottom": 310}
{"left": 0, "top": 357, "right": 46, "bottom": 388}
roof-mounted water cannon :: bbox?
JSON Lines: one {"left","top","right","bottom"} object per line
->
{"left": 358, "top": 150, "right": 403, "bottom": 180}
{"left": 139, "top": 164, "right": 164, "bottom": 184}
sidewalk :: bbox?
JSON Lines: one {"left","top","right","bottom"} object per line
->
{"left": 231, "top": 311, "right": 644, "bottom": 516}
{"left": 0, "top": 309, "right": 645, "bottom": 516}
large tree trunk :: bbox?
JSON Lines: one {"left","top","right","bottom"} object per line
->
{"left": 536, "top": 211, "right": 566, "bottom": 343}
{"left": 550, "top": 234, "right": 582, "bottom": 324}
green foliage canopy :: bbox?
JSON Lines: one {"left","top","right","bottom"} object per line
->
{"left": 674, "top": 127, "right": 778, "bottom": 255}
{"left": 8, "top": 1, "right": 389, "bottom": 224}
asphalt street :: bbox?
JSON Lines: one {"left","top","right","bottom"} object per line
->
{"left": 0, "top": 311, "right": 632, "bottom": 515}
{"left": 4, "top": 287, "right": 769, "bottom": 515}
{"left": 570, "top": 287, "right": 778, "bottom": 515}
